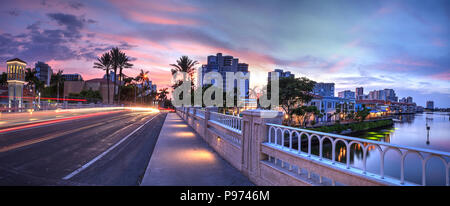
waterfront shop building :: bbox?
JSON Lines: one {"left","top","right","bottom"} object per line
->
{"left": 308, "top": 95, "right": 356, "bottom": 123}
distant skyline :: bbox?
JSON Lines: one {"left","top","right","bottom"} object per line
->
{"left": 0, "top": 0, "right": 448, "bottom": 107}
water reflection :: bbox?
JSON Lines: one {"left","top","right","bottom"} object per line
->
{"left": 350, "top": 112, "right": 449, "bottom": 185}
{"left": 278, "top": 113, "right": 449, "bottom": 185}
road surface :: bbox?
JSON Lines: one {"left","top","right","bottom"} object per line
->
{"left": 0, "top": 110, "right": 167, "bottom": 185}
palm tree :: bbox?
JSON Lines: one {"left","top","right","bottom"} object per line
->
{"left": 0, "top": 72, "right": 8, "bottom": 86}
{"left": 25, "top": 68, "right": 38, "bottom": 105}
{"left": 110, "top": 47, "right": 121, "bottom": 104}
{"left": 34, "top": 80, "right": 45, "bottom": 106}
{"left": 135, "top": 69, "right": 149, "bottom": 104}
{"left": 170, "top": 56, "right": 198, "bottom": 88}
{"left": 113, "top": 51, "right": 133, "bottom": 105}
{"left": 94, "top": 52, "right": 112, "bottom": 104}
{"left": 52, "top": 70, "right": 64, "bottom": 103}
{"left": 158, "top": 88, "right": 168, "bottom": 101}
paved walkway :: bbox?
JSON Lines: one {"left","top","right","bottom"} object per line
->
{"left": 140, "top": 113, "right": 253, "bottom": 186}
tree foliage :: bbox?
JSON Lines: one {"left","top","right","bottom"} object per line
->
{"left": 267, "top": 76, "right": 316, "bottom": 125}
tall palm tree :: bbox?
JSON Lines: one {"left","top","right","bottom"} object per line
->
{"left": 110, "top": 47, "right": 121, "bottom": 104}
{"left": 25, "top": 68, "right": 38, "bottom": 104}
{"left": 170, "top": 56, "right": 198, "bottom": 88}
{"left": 94, "top": 52, "right": 112, "bottom": 104}
{"left": 135, "top": 69, "right": 149, "bottom": 104}
{"left": 34, "top": 80, "right": 45, "bottom": 104}
{"left": 158, "top": 88, "right": 168, "bottom": 101}
{"left": 52, "top": 70, "right": 64, "bottom": 103}
{"left": 114, "top": 51, "right": 133, "bottom": 105}
{"left": 0, "top": 72, "right": 7, "bottom": 86}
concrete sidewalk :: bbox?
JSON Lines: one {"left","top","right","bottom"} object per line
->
{"left": 140, "top": 113, "right": 253, "bottom": 186}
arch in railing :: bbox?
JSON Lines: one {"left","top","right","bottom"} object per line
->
{"left": 332, "top": 138, "right": 349, "bottom": 165}
{"left": 381, "top": 147, "right": 403, "bottom": 181}
{"left": 349, "top": 140, "right": 367, "bottom": 171}
{"left": 363, "top": 143, "right": 383, "bottom": 176}
{"left": 309, "top": 134, "right": 320, "bottom": 157}
{"left": 282, "top": 129, "right": 291, "bottom": 149}
{"left": 424, "top": 154, "right": 449, "bottom": 186}
{"left": 274, "top": 127, "right": 282, "bottom": 145}
{"left": 401, "top": 150, "right": 425, "bottom": 185}
{"left": 319, "top": 136, "right": 334, "bottom": 160}
{"left": 297, "top": 131, "right": 309, "bottom": 154}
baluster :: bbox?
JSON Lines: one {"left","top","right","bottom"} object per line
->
{"left": 298, "top": 134, "right": 301, "bottom": 154}
{"left": 319, "top": 138, "right": 323, "bottom": 160}
{"left": 308, "top": 136, "right": 311, "bottom": 157}
{"left": 421, "top": 159, "right": 426, "bottom": 186}
{"left": 400, "top": 155, "right": 405, "bottom": 185}
{"left": 346, "top": 143, "right": 350, "bottom": 169}
{"left": 275, "top": 128, "right": 278, "bottom": 146}
{"left": 446, "top": 166, "right": 449, "bottom": 186}
{"left": 289, "top": 132, "right": 292, "bottom": 150}
{"left": 380, "top": 152, "right": 385, "bottom": 179}
{"left": 281, "top": 130, "right": 285, "bottom": 148}
{"left": 361, "top": 144, "right": 367, "bottom": 174}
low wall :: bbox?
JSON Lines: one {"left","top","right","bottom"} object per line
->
{"left": 175, "top": 108, "right": 449, "bottom": 186}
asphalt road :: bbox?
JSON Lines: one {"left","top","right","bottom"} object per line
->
{"left": 0, "top": 110, "right": 167, "bottom": 186}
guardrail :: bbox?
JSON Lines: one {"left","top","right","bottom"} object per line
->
{"left": 196, "top": 109, "right": 205, "bottom": 118}
{"left": 266, "top": 123, "right": 450, "bottom": 186}
{"left": 210, "top": 112, "right": 242, "bottom": 134}
{"left": 174, "top": 107, "right": 449, "bottom": 186}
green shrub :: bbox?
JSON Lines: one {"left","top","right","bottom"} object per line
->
{"left": 310, "top": 119, "right": 393, "bottom": 134}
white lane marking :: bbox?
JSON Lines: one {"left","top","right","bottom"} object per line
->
{"left": 62, "top": 113, "right": 161, "bottom": 180}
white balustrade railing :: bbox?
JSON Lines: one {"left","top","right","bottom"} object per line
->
{"left": 266, "top": 123, "right": 450, "bottom": 186}
{"left": 196, "top": 109, "right": 205, "bottom": 118}
{"left": 210, "top": 112, "right": 243, "bottom": 133}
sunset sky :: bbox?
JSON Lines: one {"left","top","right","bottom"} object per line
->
{"left": 0, "top": 0, "right": 449, "bottom": 107}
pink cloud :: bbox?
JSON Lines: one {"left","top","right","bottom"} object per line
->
{"left": 392, "top": 58, "right": 435, "bottom": 67}
{"left": 432, "top": 38, "right": 447, "bottom": 47}
{"left": 328, "top": 57, "right": 353, "bottom": 73}
{"left": 108, "top": 0, "right": 199, "bottom": 13}
{"left": 127, "top": 11, "right": 198, "bottom": 25}
{"left": 429, "top": 72, "right": 450, "bottom": 81}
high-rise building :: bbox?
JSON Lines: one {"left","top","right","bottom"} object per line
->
{"left": 356, "top": 87, "right": 363, "bottom": 95}
{"left": 406, "top": 96, "right": 413, "bottom": 103}
{"left": 313, "top": 83, "right": 335, "bottom": 97}
{"left": 384, "top": 89, "right": 398, "bottom": 102}
{"left": 103, "top": 71, "right": 119, "bottom": 82}
{"left": 34, "top": 61, "right": 53, "bottom": 86}
{"left": 338, "top": 90, "right": 355, "bottom": 99}
{"left": 426, "top": 101, "right": 434, "bottom": 110}
{"left": 268, "top": 69, "right": 294, "bottom": 82}
{"left": 367, "top": 89, "right": 397, "bottom": 102}
{"left": 199, "top": 53, "right": 250, "bottom": 99}
{"left": 62, "top": 74, "right": 83, "bottom": 81}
